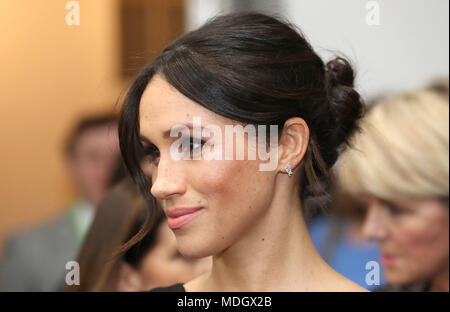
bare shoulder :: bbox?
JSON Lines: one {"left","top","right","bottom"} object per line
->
{"left": 327, "top": 272, "right": 369, "bottom": 292}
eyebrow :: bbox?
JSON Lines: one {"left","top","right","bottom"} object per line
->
{"left": 139, "top": 123, "right": 205, "bottom": 145}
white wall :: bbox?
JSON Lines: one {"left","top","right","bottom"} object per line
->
{"left": 185, "top": 0, "right": 449, "bottom": 99}
{"left": 185, "top": 0, "right": 234, "bottom": 31}
{"left": 280, "top": 0, "right": 449, "bottom": 99}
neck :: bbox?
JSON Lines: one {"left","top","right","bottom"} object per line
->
{"left": 201, "top": 175, "right": 331, "bottom": 291}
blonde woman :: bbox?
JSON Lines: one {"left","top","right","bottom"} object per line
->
{"left": 335, "top": 80, "right": 449, "bottom": 291}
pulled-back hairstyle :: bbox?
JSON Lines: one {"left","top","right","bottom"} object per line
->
{"left": 118, "top": 12, "right": 364, "bottom": 252}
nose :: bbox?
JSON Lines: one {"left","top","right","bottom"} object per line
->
{"left": 361, "top": 199, "right": 389, "bottom": 241}
{"left": 150, "top": 156, "right": 187, "bottom": 201}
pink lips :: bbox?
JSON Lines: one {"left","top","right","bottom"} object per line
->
{"left": 380, "top": 253, "right": 396, "bottom": 267}
{"left": 166, "top": 207, "right": 203, "bottom": 229}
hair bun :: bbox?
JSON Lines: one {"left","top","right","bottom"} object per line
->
{"left": 325, "top": 57, "right": 355, "bottom": 88}
{"left": 325, "top": 57, "right": 364, "bottom": 151}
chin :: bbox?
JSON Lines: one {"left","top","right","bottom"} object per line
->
{"left": 175, "top": 235, "right": 215, "bottom": 259}
{"left": 179, "top": 247, "right": 213, "bottom": 260}
{"left": 385, "top": 271, "right": 417, "bottom": 287}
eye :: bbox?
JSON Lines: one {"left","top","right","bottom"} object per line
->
{"left": 384, "top": 202, "right": 405, "bottom": 215}
{"left": 190, "top": 137, "right": 207, "bottom": 151}
{"left": 181, "top": 137, "right": 207, "bottom": 157}
{"left": 142, "top": 144, "right": 160, "bottom": 164}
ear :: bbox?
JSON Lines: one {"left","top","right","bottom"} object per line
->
{"left": 277, "top": 117, "right": 309, "bottom": 174}
{"left": 116, "top": 261, "right": 143, "bottom": 292}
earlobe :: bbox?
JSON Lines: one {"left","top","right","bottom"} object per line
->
{"left": 278, "top": 117, "right": 310, "bottom": 174}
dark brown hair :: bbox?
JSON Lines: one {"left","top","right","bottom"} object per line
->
{"left": 118, "top": 12, "right": 364, "bottom": 253}
{"left": 65, "top": 177, "right": 164, "bottom": 291}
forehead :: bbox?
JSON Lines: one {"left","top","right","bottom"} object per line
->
{"left": 139, "top": 74, "right": 222, "bottom": 137}
{"left": 76, "top": 124, "right": 118, "bottom": 150}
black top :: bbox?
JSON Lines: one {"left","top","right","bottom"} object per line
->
{"left": 148, "top": 283, "right": 186, "bottom": 292}
{"left": 374, "top": 282, "right": 430, "bottom": 292}
{"left": 149, "top": 282, "right": 432, "bottom": 292}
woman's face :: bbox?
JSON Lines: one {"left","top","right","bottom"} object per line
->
{"left": 138, "top": 74, "right": 277, "bottom": 258}
{"left": 361, "top": 196, "right": 449, "bottom": 286}
{"left": 138, "top": 221, "right": 212, "bottom": 290}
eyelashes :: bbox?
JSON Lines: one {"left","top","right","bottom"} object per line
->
{"left": 382, "top": 200, "right": 406, "bottom": 216}
{"left": 142, "top": 144, "right": 160, "bottom": 163}
{"left": 386, "top": 204, "right": 405, "bottom": 215}
{"left": 179, "top": 137, "right": 207, "bottom": 154}
{"left": 142, "top": 137, "right": 207, "bottom": 164}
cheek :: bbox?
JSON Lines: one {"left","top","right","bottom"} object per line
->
{"left": 195, "top": 131, "right": 274, "bottom": 203}
{"left": 76, "top": 160, "right": 101, "bottom": 180}
{"left": 197, "top": 158, "right": 271, "bottom": 204}
{"left": 192, "top": 159, "right": 273, "bottom": 233}
{"left": 392, "top": 213, "right": 449, "bottom": 264}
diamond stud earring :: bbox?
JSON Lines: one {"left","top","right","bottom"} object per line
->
{"left": 285, "top": 164, "right": 293, "bottom": 177}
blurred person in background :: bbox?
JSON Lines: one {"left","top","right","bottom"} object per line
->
{"left": 66, "top": 176, "right": 211, "bottom": 291}
{"left": 306, "top": 98, "right": 390, "bottom": 291}
{"left": 306, "top": 195, "right": 386, "bottom": 290}
{"left": 0, "top": 113, "right": 122, "bottom": 291}
{"left": 335, "top": 79, "right": 449, "bottom": 291}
